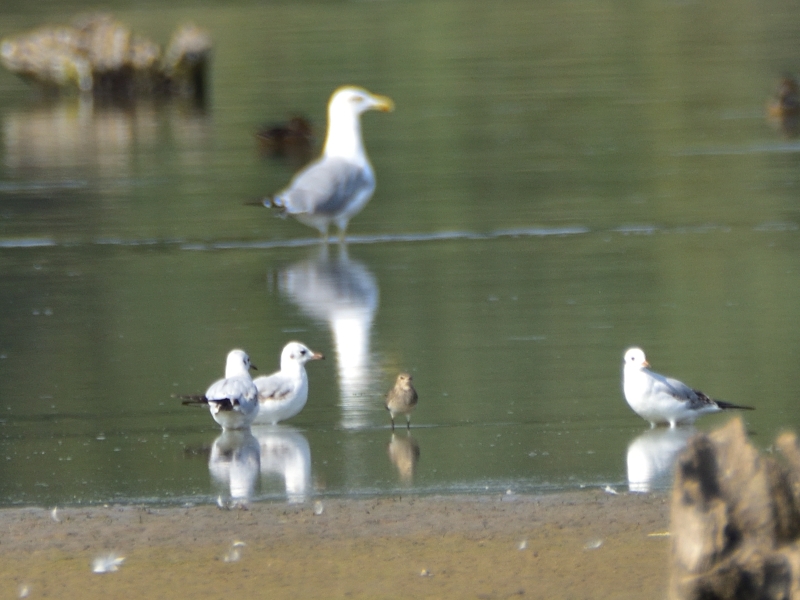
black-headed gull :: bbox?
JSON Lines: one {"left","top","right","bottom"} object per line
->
{"left": 252, "top": 342, "right": 324, "bottom": 425}
{"left": 259, "top": 86, "right": 394, "bottom": 242}
{"left": 385, "top": 372, "right": 418, "bottom": 430}
{"left": 179, "top": 349, "right": 259, "bottom": 430}
{"left": 622, "top": 347, "right": 753, "bottom": 428}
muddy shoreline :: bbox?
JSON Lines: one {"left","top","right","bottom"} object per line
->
{"left": 1, "top": 490, "right": 671, "bottom": 599}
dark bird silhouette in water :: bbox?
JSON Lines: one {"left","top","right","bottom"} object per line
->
{"left": 256, "top": 116, "right": 315, "bottom": 166}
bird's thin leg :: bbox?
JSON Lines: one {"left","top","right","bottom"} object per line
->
{"left": 319, "top": 224, "right": 330, "bottom": 245}
{"left": 390, "top": 416, "right": 395, "bottom": 431}
{"left": 406, "top": 415, "right": 411, "bottom": 430}
{"left": 337, "top": 227, "right": 347, "bottom": 245}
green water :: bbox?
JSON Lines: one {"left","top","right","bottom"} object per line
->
{"left": 0, "top": 0, "right": 798, "bottom": 506}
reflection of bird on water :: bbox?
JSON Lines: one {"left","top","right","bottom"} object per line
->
{"left": 252, "top": 425, "right": 311, "bottom": 504}
{"left": 385, "top": 373, "right": 418, "bottom": 430}
{"left": 178, "top": 349, "right": 259, "bottom": 430}
{"left": 252, "top": 342, "right": 324, "bottom": 425}
{"left": 387, "top": 432, "right": 420, "bottom": 483}
{"left": 258, "top": 86, "right": 394, "bottom": 242}
{"left": 278, "top": 245, "right": 379, "bottom": 429}
{"left": 209, "top": 429, "right": 261, "bottom": 508}
{"left": 626, "top": 427, "right": 694, "bottom": 493}
{"left": 767, "top": 76, "right": 800, "bottom": 137}
{"left": 256, "top": 116, "right": 315, "bottom": 166}
{"left": 622, "top": 347, "right": 753, "bottom": 428}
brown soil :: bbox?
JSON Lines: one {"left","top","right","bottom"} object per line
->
{"left": 0, "top": 490, "right": 670, "bottom": 599}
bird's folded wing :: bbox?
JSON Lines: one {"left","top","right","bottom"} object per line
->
{"left": 278, "top": 157, "right": 374, "bottom": 216}
{"left": 179, "top": 395, "right": 235, "bottom": 410}
{"left": 689, "top": 389, "right": 718, "bottom": 409}
{"left": 255, "top": 375, "right": 295, "bottom": 402}
{"left": 206, "top": 377, "right": 257, "bottom": 402}
{"left": 209, "top": 398, "right": 236, "bottom": 411}
{"left": 653, "top": 373, "right": 697, "bottom": 403}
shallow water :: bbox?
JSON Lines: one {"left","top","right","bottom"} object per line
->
{"left": 0, "top": 0, "right": 799, "bottom": 506}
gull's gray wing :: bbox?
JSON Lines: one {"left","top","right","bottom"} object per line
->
{"left": 274, "top": 157, "right": 374, "bottom": 217}
{"left": 652, "top": 371, "right": 718, "bottom": 409}
{"left": 653, "top": 370, "right": 753, "bottom": 411}
{"left": 254, "top": 373, "right": 296, "bottom": 402}
{"left": 206, "top": 376, "right": 257, "bottom": 404}
{"left": 648, "top": 371, "right": 698, "bottom": 402}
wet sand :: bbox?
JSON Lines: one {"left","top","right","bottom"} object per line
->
{"left": 1, "top": 490, "right": 670, "bottom": 599}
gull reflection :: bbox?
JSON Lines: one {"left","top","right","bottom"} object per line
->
{"left": 279, "top": 245, "right": 379, "bottom": 429}
{"left": 387, "top": 433, "right": 420, "bottom": 483}
{"left": 208, "top": 429, "right": 260, "bottom": 508}
{"left": 626, "top": 427, "right": 694, "bottom": 493}
{"left": 2, "top": 95, "right": 209, "bottom": 175}
{"left": 252, "top": 425, "right": 311, "bottom": 504}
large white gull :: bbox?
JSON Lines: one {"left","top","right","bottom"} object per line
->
{"left": 622, "top": 347, "right": 753, "bottom": 428}
{"left": 252, "top": 341, "right": 324, "bottom": 425}
{"left": 179, "top": 349, "right": 259, "bottom": 430}
{"left": 260, "top": 86, "right": 394, "bottom": 242}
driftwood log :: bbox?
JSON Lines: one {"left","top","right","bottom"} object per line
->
{"left": 670, "top": 417, "right": 800, "bottom": 600}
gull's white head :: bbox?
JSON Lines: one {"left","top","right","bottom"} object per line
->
{"left": 623, "top": 347, "right": 650, "bottom": 370}
{"left": 281, "top": 341, "right": 325, "bottom": 369}
{"left": 323, "top": 86, "right": 394, "bottom": 160}
{"left": 328, "top": 86, "right": 395, "bottom": 118}
{"left": 225, "top": 349, "right": 257, "bottom": 378}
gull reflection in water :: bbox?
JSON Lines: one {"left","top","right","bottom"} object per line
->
{"left": 208, "top": 429, "right": 261, "bottom": 508}
{"left": 626, "top": 427, "right": 695, "bottom": 493}
{"left": 252, "top": 425, "right": 311, "bottom": 504}
{"left": 387, "top": 433, "right": 420, "bottom": 483}
{"left": 279, "top": 245, "right": 380, "bottom": 429}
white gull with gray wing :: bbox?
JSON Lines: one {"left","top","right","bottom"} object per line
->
{"left": 262, "top": 86, "right": 394, "bottom": 241}
{"left": 252, "top": 342, "right": 324, "bottom": 425}
{"left": 622, "top": 347, "right": 753, "bottom": 428}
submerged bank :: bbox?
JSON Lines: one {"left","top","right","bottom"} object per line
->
{"left": 1, "top": 490, "right": 669, "bottom": 599}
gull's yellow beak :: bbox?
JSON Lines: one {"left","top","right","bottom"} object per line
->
{"left": 371, "top": 94, "right": 395, "bottom": 112}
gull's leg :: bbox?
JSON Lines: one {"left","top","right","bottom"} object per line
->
{"left": 406, "top": 415, "right": 411, "bottom": 430}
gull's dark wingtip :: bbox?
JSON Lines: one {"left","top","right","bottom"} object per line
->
{"left": 716, "top": 399, "right": 755, "bottom": 411}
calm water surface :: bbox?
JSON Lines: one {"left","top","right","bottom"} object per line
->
{"left": 1, "top": 0, "right": 800, "bottom": 506}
